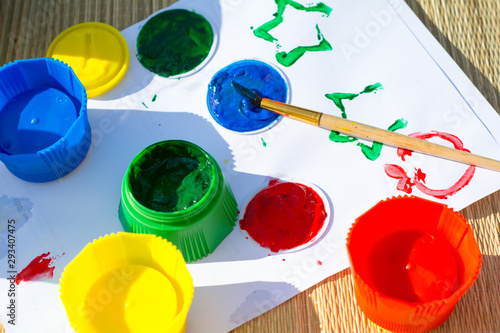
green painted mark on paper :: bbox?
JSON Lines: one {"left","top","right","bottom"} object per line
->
{"left": 152, "top": 94, "right": 157, "bottom": 102}
{"left": 360, "top": 84, "right": 383, "bottom": 94}
{"left": 357, "top": 118, "right": 408, "bottom": 161}
{"left": 275, "top": 25, "right": 332, "bottom": 67}
{"left": 261, "top": 138, "right": 268, "bottom": 147}
{"left": 253, "top": 0, "right": 332, "bottom": 67}
{"left": 328, "top": 131, "right": 357, "bottom": 143}
{"left": 325, "top": 83, "right": 382, "bottom": 119}
{"left": 326, "top": 83, "right": 408, "bottom": 161}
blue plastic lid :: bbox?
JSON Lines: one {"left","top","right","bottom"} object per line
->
{"left": 0, "top": 58, "right": 91, "bottom": 182}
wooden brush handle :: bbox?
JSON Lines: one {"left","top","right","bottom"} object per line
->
{"left": 319, "top": 113, "right": 500, "bottom": 171}
{"left": 260, "top": 98, "right": 500, "bottom": 171}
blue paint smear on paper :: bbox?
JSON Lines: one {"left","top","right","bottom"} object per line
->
{"left": 207, "top": 60, "right": 288, "bottom": 132}
{"left": 0, "top": 195, "right": 33, "bottom": 258}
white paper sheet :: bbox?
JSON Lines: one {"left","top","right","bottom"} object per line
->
{"left": 2, "top": 0, "right": 500, "bottom": 332}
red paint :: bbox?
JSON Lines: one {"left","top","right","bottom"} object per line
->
{"left": 384, "top": 131, "right": 475, "bottom": 199}
{"left": 16, "top": 252, "right": 63, "bottom": 285}
{"left": 317, "top": 260, "right": 323, "bottom": 266}
{"left": 240, "top": 179, "right": 326, "bottom": 252}
{"left": 398, "top": 131, "right": 470, "bottom": 160}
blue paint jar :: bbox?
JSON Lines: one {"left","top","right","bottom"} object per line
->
{"left": 207, "top": 59, "right": 289, "bottom": 133}
{"left": 0, "top": 58, "right": 91, "bottom": 182}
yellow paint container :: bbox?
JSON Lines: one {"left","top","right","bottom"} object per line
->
{"left": 47, "top": 22, "right": 129, "bottom": 97}
{"left": 59, "top": 232, "right": 193, "bottom": 333}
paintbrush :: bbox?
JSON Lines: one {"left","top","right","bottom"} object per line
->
{"left": 231, "top": 81, "right": 500, "bottom": 172}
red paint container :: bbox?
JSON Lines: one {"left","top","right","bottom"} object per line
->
{"left": 239, "top": 179, "right": 331, "bottom": 253}
{"left": 347, "top": 196, "right": 481, "bottom": 333}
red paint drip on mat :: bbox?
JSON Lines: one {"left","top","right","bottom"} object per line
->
{"left": 240, "top": 179, "right": 326, "bottom": 252}
{"left": 16, "top": 252, "right": 63, "bottom": 285}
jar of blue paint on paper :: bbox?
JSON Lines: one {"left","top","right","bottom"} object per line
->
{"left": 207, "top": 59, "right": 289, "bottom": 134}
{"left": 0, "top": 58, "right": 91, "bottom": 182}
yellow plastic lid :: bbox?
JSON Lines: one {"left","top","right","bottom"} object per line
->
{"left": 47, "top": 22, "right": 129, "bottom": 98}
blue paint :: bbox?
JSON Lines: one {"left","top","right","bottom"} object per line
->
{"left": 207, "top": 60, "right": 288, "bottom": 132}
{"left": 0, "top": 87, "right": 77, "bottom": 155}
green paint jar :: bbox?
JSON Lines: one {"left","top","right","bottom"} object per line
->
{"left": 119, "top": 140, "right": 238, "bottom": 262}
{"left": 136, "top": 9, "right": 216, "bottom": 78}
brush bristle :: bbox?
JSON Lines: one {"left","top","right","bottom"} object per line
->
{"left": 231, "top": 81, "right": 262, "bottom": 107}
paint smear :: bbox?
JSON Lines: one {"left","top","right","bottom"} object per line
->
{"left": 325, "top": 83, "right": 382, "bottom": 119}
{"left": 207, "top": 60, "right": 288, "bottom": 132}
{"left": 384, "top": 131, "right": 475, "bottom": 199}
{"left": 137, "top": 9, "right": 214, "bottom": 77}
{"left": 16, "top": 252, "right": 64, "bottom": 285}
{"left": 326, "top": 84, "right": 408, "bottom": 161}
{"left": 357, "top": 118, "right": 408, "bottom": 161}
{"left": 240, "top": 179, "right": 326, "bottom": 252}
{"left": 261, "top": 138, "right": 268, "bottom": 147}
{"left": 253, "top": 0, "right": 332, "bottom": 67}
{"left": 0, "top": 196, "right": 33, "bottom": 235}
{"left": 275, "top": 25, "right": 332, "bottom": 67}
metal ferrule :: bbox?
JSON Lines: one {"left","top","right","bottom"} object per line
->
{"left": 261, "top": 99, "right": 321, "bottom": 126}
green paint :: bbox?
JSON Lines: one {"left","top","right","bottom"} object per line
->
{"left": 275, "top": 25, "right": 332, "bottom": 67}
{"left": 326, "top": 84, "right": 407, "bottom": 161}
{"left": 261, "top": 138, "right": 268, "bottom": 147}
{"left": 129, "top": 143, "right": 212, "bottom": 212}
{"left": 387, "top": 118, "right": 408, "bottom": 132}
{"left": 253, "top": 0, "right": 332, "bottom": 67}
{"left": 357, "top": 118, "right": 408, "bottom": 161}
{"left": 360, "top": 83, "right": 383, "bottom": 94}
{"left": 152, "top": 94, "right": 157, "bottom": 102}
{"left": 329, "top": 131, "right": 357, "bottom": 143}
{"left": 142, "top": 102, "right": 148, "bottom": 108}
{"left": 357, "top": 141, "right": 384, "bottom": 161}
{"left": 324, "top": 93, "right": 358, "bottom": 119}
{"left": 325, "top": 83, "right": 382, "bottom": 118}
{"left": 137, "top": 9, "right": 214, "bottom": 77}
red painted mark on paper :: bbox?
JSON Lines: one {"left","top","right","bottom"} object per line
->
{"left": 384, "top": 131, "right": 475, "bottom": 199}
{"left": 317, "top": 260, "right": 323, "bottom": 266}
{"left": 16, "top": 252, "right": 64, "bottom": 285}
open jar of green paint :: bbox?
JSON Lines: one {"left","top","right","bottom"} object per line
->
{"left": 136, "top": 8, "right": 217, "bottom": 78}
{"left": 119, "top": 140, "right": 238, "bottom": 262}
